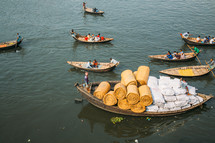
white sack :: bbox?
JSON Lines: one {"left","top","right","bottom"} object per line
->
{"left": 161, "top": 88, "right": 175, "bottom": 96}
{"left": 164, "top": 95, "right": 177, "bottom": 102}
{"left": 196, "top": 96, "right": 203, "bottom": 102}
{"left": 173, "top": 87, "right": 187, "bottom": 95}
{"left": 169, "top": 78, "right": 181, "bottom": 88}
{"left": 176, "top": 94, "right": 190, "bottom": 101}
{"left": 150, "top": 87, "right": 166, "bottom": 104}
{"left": 164, "top": 102, "right": 176, "bottom": 109}
{"left": 169, "top": 107, "right": 181, "bottom": 111}
{"left": 146, "top": 105, "right": 159, "bottom": 112}
{"left": 159, "top": 76, "right": 171, "bottom": 90}
{"left": 189, "top": 95, "right": 199, "bottom": 105}
{"left": 182, "top": 104, "right": 191, "bottom": 109}
{"left": 147, "top": 76, "right": 158, "bottom": 88}
{"left": 174, "top": 100, "right": 188, "bottom": 107}
{"left": 158, "top": 107, "right": 170, "bottom": 112}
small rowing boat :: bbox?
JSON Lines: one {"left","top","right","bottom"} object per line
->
{"left": 160, "top": 65, "right": 214, "bottom": 77}
{"left": 0, "top": 38, "right": 23, "bottom": 51}
{"left": 67, "top": 61, "right": 119, "bottom": 72}
{"left": 70, "top": 30, "right": 113, "bottom": 43}
{"left": 84, "top": 7, "right": 104, "bottom": 14}
{"left": 74, "top": 81, "right": 213, "bottom": 117}
{"left": 180, "top": 34, "right": 215, "bottom": 46}
{"left": 148, "top": 52, "right": 198, "bottom": 62}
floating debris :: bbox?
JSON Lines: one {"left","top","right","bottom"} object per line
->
{"left": 146, "top": 117, "right": 151, "bottom": 121}
{"left": 74, "top": 98, "right": 83, "bottom": 103}
{"left": 110, "top": 117, "right": 124, "bottom": 124}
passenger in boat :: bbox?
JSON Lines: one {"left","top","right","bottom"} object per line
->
{"left": 196, "top": 36, "right": 201, "bottom": 42}
{"left": 172, "top": 51, "right": 177, "bottom": 58}
{"left": 87, "top": 33, "right": 91, "bottom": 39}
{"left": 84, "top": 35, "right": 88, "bottom": 41}
{"left": 175, "top": 52, "right": 181, "bottom": 59}
{"left": 86, "top": 60, "right": 92, "bottom": 68}
{"left": 179, "top": 49, "right": 184, "bottom": 55}
{"left": 94, "top": 36, "right": 100, "bottom": 42}
{"left": 17, "top": 33, "right": 22, "bottom": 43}
{"left": 180, "top": 53, "right": 185, "bottom": 59}
{"left": 207, "top": 36, "right": 211, "bottom": 43}
{"left": 83, "top": 2, "right": 86, "bottom": 9}
{"left": 94, "top": 60, "right": 98, "bottom": 68}
{"left": 192, "top": 47, "right": 200, "bottom": 54}
{"left": 203, "top": 36, "right": 207, "bottom": 43}
{"left": 110, "top": 58, "right": 119, "bottom": 64}
{"left": 101, "top": 36, "right": 105, "bottom": 41}
{"left": 92, "top": 60, "right": 98, "bottom": 68}
{"left": 182, "top": 32, "right": 190, "bottom": 38}
{"left": 166, "top": 51, "right": 173, "bottom": 60}
{"left": 209, "top": 37, "right": 214, "bottom": 44}
{"left": 207, "top": 58, "right": 215, "bottom": 70}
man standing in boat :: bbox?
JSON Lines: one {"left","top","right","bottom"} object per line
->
{"left": 83, "top": 2, "right": 86, "bottom": 9}
{"left": 17, "top": 33, "right": 22, "bottom": 43}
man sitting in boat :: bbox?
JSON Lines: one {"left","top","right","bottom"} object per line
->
{"left": 86, "top": 60, "right": 93, "bottom": 68}
{"left": 166, "top": 51, "right": 173, "bottom": 60}
{"left": 92, "top": 60, "right": 98, "bottom": 68}
{"left": 182, "top": 32, "right": 190, "bottom": 39}
{"left": 17, "top": 33, "right": 22, "bottom": 43}
{"left": 83, "top": 2, "right": 86, "bottom": 9}
{"left": 210, "top": 37, "right": 214, "bottom": 44}
{"left": 175, "top": 52, "right": 181, "bottom": 59}
{"left": 93, "top": 8, "right": 98, "bottom": 12}
{"left": 203, "top": 36, "right": 207, "bottom": 43}
{"left": 196, "top": 36, "right": 201, "bottom": 42}
{"left": 180, "top": 53, "right": 185, "bottom": 59}
{"left": 110, "top": 58, "right": 119, "bottom": 64}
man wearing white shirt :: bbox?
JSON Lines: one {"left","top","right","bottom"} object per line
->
{"left": 182, "top": 32, "right": 190, "bottom": 38}
{"left": 110, "top": 58, "right": 118, "bottom": 64}
{"left": 210, "top": 37, "right": 214, "bottom": 44}
{"left": 86, "top": 60, "right": 92, "bottom": 68}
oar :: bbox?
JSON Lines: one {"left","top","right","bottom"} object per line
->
{"left": 205, "top": 60, "right": 215, "bottom": 78}
{"left": 187, "top": 45, "right": 202, "bottom": 65}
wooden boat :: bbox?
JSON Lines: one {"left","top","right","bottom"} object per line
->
{"left": 0, "top": 38, "right": 23, "bottom": 51}
{"left": 148, "top": 52, "right": 199, "bottom": 62}
{"left": 74, "top": 81, "right": 213, "bottom": 117}
{"left": 70, "top": 31, "right": 113, "bottom": 43}
{"left": 160, "top": 65, "right": 214, "bottom": 77}
{"left": 67, "top": 61, "right": 119, "bottom": 72}
{"left": 84, "top": 7, "right": 104, "bottom": 14}
{"left": 180, "top": 34, "right": 215, "bottom": 46}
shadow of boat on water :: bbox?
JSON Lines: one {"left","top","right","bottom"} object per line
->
{"left": 78, "top": 103, "right": 211, "bottom": 140}
{"left": 0, "top": 46, "right": 23, "bottom": 54}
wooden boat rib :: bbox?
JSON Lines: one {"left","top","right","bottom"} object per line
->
{"left": 84, "top": 7, "right": 104, "bottom": 14}
{"left": 160, "top": 65, "right": 214, "bottom": 77}
{"left": 0, "top": 38, "right": 23, "bottom": 51}
{"left": 70, "top": 31, "right": 113, "bottom": 43}
{"left": 74, "top": 81, "right": 213, "bottom": 117}
{"left": 67, "top": 61, "right": 119, "bottom": 72}
{"left": 180, "top": 35, "right": 215, "bottom": 46}
{"left": 148, "top": 52, "right": 198, "bottom": 62}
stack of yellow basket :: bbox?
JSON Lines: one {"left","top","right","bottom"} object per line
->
{"left": 93, "top": 65, "right": 153, "bottom": 113}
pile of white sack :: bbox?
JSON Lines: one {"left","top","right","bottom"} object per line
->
{"left": 146, "top": 76, "right": 204, "bottom": 112}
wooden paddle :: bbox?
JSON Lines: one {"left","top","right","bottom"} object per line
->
{"left": 187, "top": 45, "right": 202, "bottom": 65}
{"left": 205, "top": 60, "right": 215, "bottom": 78}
